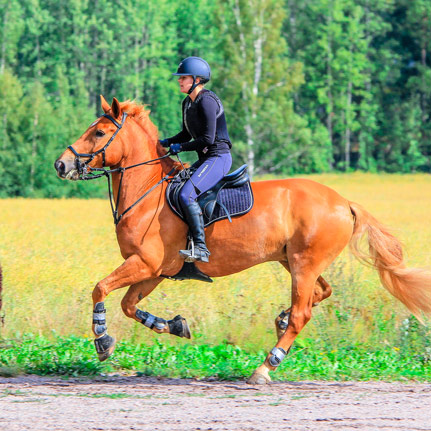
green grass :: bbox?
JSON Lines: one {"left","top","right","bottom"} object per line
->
{"left": 1, "top": 174, "right": 431, "bottom": 381}
{"left": 0, "top": 333, "right": 430, "bottom": 381}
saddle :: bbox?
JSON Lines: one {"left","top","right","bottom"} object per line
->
{"left": 166, "top": 164, "right": 254, "bottom": 227}
{"left": 162, "top": 165, "right": 254, "bottom": 284}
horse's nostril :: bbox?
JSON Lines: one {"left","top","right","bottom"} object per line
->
{"left": 55, "top": 160, "right": 65, "bottom": 175}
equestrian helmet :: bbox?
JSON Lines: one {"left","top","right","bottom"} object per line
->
{"left": 173, "top": 57, "right": 211, "bottom": 83}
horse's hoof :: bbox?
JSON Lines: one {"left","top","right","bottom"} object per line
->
{"left": 94, "top": 333, "right": 116, "bottom": 362}
{"left": 168, "top": 315, "right": 191, "bottom": 339}
{"left": 246, "top": 372, "right": 272, "bottom": 385}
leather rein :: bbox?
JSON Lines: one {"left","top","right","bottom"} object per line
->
{"left": 67, "top": 112, "right": 175, "bottom": 225}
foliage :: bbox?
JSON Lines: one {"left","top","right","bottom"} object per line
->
{"left": 1, "top": 174, "right": 431, "bottom": 380}
{"left": 1, "top": 333, "right": 430, "bottom": 380}
{"left": 1, "top": 1, "right": 431, "bottom": 196}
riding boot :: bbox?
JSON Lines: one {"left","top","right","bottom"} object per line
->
{"left": 179, "top": 201, "right": 211, "bottom": 263}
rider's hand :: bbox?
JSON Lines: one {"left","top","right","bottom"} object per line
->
{"left": 169, "top": 143, "right": 182, "bottom": 155}
{"left": 159, "top": 139, "right": 170, "bottom": 147}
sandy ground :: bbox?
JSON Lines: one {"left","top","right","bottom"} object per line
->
{"left": 0, "top": 375, "right": 430, "bottom": 431}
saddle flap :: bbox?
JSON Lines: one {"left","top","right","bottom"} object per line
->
{"left": 166, "top": 164, "right": 253, "bottom": 227}
{"left": 203, "top": 200, "right": 217, "bottom": 220}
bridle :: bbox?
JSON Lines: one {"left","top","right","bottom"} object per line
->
{"left": 67, "top": 112, "right": 175, "bottom": 226}
{"left": 68, "top": 113, "right": 128, "bottom": 174}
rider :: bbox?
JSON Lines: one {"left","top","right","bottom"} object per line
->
{"left": 160, "top": 56, "right": 232, "bottom": 263}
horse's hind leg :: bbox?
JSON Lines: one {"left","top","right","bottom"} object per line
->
{"left": 275, "top": 272, "right": 332, "bottom": 339}
{"left": 248, "top": 270, "right": 318, "bottom": 384}
{"left": 121, "top": 280, "right": 191, "bottom": 339}
{"left": 248, "top": 241, "right": 346, "bottom": 385}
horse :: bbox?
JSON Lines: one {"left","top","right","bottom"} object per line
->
{"left": 54, "top": 96, "right": 431, "bottom": 384}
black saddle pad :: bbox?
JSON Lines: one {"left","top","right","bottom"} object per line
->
{"left": 166, "top": 165, "right": 254, "bottom": 227}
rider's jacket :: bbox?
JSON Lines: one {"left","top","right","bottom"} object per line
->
{"left": 166, "top": 89, "right": 232, "bottom": 159}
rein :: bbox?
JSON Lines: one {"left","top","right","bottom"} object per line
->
{"left": 68, "top": 113, "right": 175, "bottom": 225}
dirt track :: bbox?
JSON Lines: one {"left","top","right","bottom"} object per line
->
{"left": 0, "top": 376, "right": 430, "bottom": 430}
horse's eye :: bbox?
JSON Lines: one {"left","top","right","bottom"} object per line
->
{"left": 95, "top": 130, "right": 105, "bottom": 137}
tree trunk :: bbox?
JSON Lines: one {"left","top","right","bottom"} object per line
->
{"left": 100, "top": 50, "right": 106, "bottom": 98}
{"left": 325, "top": 2, "right": 335, "bottom": 170}
{"left": 345, "top": 73, "right": 352, "bottom": 170}
{"left": 30, "top": 112, "right": 39, "bottom": 191}
{"left": 234, "top": 0, "right": 256, "bottom": 178}
{"left": 0, "top": 7, "right": 8, "bottom": 74}
{"left": 421, "top": 44, "right": 427, "bottom": 123}
{"left": 141, "top": 25, "right": 149, "bottom": 101}
{"left": 35, "top": 35, "right": 41, "bottom": 78}
{"left": 134, "top": 34, "right": 140, "bottom": 100}
{"left": 345, "top": 81, "right": 352, "bottom": 170}
{"left": 2, "top": 113, "right": 7, "bottom": 150}
{"left": 249, "top": 15, "right": 263, "bottom": 178}
{"left": 326, "top": 44, "right": 334, "bottom": 168}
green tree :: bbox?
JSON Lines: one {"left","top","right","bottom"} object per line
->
{"left": 214, "top": 0, "right": 322, "bottom": 176}
{"left": 0, "top": 0, "right": 24, "bottom": 74}
{"left": 0, "top": 70, "right": 24, "bottom": 196}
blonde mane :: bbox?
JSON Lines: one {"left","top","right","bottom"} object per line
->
{"left": 119, "top": 99, "right": 183, "bottom": 172}
{"left": 120, "top": 100, "right": 159, "bottom": 144}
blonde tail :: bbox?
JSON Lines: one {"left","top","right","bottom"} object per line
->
{"left": 349, "top": 202, "right": 431, "bottom": 322}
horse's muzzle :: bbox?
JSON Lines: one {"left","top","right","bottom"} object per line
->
{"left": 54, "top": 157, "right": 80, "bottom": 180}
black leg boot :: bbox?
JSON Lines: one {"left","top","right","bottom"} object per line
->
{"left": 179, "top": 201, "right": 210, "bottom": 263}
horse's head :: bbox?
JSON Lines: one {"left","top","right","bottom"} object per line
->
{"left": 54, "top": 96, "right": 127, "bottom": 180}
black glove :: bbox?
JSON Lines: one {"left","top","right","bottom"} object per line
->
{"left": 159, "top": 139, "right": 170, "bottom": 148}
{"left": 169, "top": 143, "right": 182, "bottom": 155}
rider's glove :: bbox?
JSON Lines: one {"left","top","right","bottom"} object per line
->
{"left": 159, "top": 139, "right": 170, "bottom": 148}
{"left": 169, "top": 143, "right": 182, "bottom": 155}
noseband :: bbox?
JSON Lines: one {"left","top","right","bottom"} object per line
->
{"left": 67, "top": 112, "right": 175, "bottom": 225}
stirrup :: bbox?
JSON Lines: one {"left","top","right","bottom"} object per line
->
{"left": 179, "top": 239, "right": 210, "bottom": 263}
{"left": 179, "top": 248, "right": 210, "bottom": 263}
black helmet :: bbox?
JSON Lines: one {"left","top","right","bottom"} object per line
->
{"left": 173, "top": 57, "right": 211, "bottom": 94}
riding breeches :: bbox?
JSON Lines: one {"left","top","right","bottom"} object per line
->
{"left": 179, "top": 153, "right": 232, "bottom": 208}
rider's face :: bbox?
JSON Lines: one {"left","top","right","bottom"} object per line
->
{"left": 178, "top": 75, "right": 200, "bottom": 93}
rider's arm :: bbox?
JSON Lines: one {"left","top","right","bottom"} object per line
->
{"left": 179, "top": 95, "right": 218, "bottom": 152}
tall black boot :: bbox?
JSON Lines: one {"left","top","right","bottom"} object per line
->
{"left": 179, "top": 201, "right": 210, "bottom": 263}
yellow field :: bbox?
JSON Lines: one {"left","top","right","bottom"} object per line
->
{"left": 1, "top": 173, "right": 430, "bottom": 350}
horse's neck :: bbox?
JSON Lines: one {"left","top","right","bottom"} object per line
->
{"left": 111, "top": 142, "right": 175, "bottom": 214}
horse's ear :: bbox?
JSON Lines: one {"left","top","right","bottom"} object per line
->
{"left": 100, "top": 95, "right": 110, "bottom": 113}
{"left": 111, "top": 97, "right": 122, "bottom": 119}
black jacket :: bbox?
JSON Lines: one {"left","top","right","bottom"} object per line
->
{"left": 166, "top": 89, "right": 231, "bottom": 159}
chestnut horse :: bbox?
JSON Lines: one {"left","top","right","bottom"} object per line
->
{"left": 55, "top": 96, "right": 431, "bottom": 384}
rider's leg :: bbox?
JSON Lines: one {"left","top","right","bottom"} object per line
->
{"left": 178, "top": 153, "right": 232, "bottom": 263}
{"left": 179, "top": 200, "right": 211, "bottom": 262}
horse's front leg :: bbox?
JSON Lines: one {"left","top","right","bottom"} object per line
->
{"left": 92, "top": 254, "right": 158, "bottom": 361}
{"left": 120, "top": 280, "right": 191, "bottom": 339}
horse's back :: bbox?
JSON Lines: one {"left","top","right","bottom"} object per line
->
{"left": 248, "top": 177, "right": 354, "bottom": 244}
{"left": 250, "top": 177, "right": 351, "bottom": 213}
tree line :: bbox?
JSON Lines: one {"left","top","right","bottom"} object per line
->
{"left": 0, "top": 0, "right": 430, "bottom": 197}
